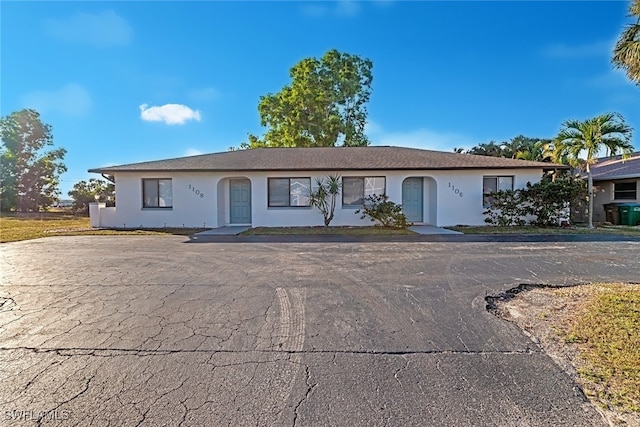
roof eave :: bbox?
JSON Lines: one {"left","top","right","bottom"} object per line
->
{"left": 89, "top": 165, "right": 562, "bottom": 174}
{"left": 593, "top": 174, "right": 640, "bottom": 181}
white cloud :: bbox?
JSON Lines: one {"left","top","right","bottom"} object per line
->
{"left": 184, "top": 148, "right": 204, "bottom": 157}
{"left": 139, "top": 103, "right": 202, "bottom": 125}
{"left": 542, "top": 40, "right": 611, "bottom": 59}
{"left": 45, "top": 10, "right": 133, "bottom": 47}
{"left": 21, "top": 84, "right": 93, "bottom": 117}
{"left": 367, "top": 121, "right": 475, "bottom": 152}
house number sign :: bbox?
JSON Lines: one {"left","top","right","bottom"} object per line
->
{"left": 188, "top": 184, "right": 205, "bottom": 198}
{"left": 448, "top": 182, "right": 463, "bottom": 198}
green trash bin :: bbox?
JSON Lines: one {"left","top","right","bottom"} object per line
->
{"left": 628, "top": 203, "right": 640, "bottom": 226}
{"left": 619, "top": 203, "right": 640, "bottom": 226}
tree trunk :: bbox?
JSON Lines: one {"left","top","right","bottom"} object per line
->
{"left": 587, "top": 165, "right": 594, "bottom": 229}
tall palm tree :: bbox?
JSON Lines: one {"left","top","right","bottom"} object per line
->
{"left": 514, "top": 139, "right": 554, "bottom": 162}
{"left": 613, "top": 0, "right": 640, "bottom": 86}
{"left": 554, "top": 113, "right": 634, "bottom": 228}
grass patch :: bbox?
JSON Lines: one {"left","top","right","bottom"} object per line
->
{"left": 240, "top": 226, "right": 416, "bottom": 236}
{"left": 0, "top": 213, "right": 205, "bottom": 243}
{"left": 447, "top": 225, "right": 640, "bottom": 235}
{"left": 567, "top": 284, "right": 640, "bottom": 412}
{"left": 1, "top": 213, "right": 90, "bottom": 243}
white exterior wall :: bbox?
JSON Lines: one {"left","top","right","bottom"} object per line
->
{"left": 106, "top": 172, "right": 223, "bottom": 228}
{"left": 97, "top": 168, "right": 545, "bottom": 228}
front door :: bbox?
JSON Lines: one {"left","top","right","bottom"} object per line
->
{"left": 230, "top": 178, "right": 251, "bottom": 224}
{"left": 402, "top": 177, "right": 423, "bottom": 223}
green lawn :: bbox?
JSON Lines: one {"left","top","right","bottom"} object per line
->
{"left": 564, "top": 284, "right": 640, "bottom": 412}
{"left": 447, "top": 225, "right": 640, "bottom": 235}
{"left": 0, "top": 213, "right": 205, "bottom": 243}
{"left": 4, "top": 212, "right": 639, "bottom": 243}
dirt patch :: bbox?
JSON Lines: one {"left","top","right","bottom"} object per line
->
{"left": 488, "top": 283, "right": 640, "bottom": 426}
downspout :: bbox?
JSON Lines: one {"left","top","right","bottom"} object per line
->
{"left": 101, "top": 174, "right": 115, "bottom": 183}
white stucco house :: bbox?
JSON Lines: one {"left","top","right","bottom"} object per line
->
{"left": 88, "top": 146, "right": 564, "bottom": 229}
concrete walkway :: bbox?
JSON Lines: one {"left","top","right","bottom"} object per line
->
{"left": 409, "top": 225, "right": 463, "bottom": 235}
{"left": 193, "top": 226, "right": 250, "bottom": 236}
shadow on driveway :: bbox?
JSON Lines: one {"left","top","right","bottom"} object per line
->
{"left": 187, "top": 233, "right": 640, "bottom": 243}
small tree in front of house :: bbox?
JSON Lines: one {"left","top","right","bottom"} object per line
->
{"left": 356, "top": 194, "right": 410, "bottom": 228}
{"left": 309, "top": 175, "right": 341, "bottom": 226}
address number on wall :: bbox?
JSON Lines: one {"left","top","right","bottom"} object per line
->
{"left": 188, "top": 184, "right": 205, "bottom": 198}
{"left": 448, "top": 182, "right": 463, "bottom": 197}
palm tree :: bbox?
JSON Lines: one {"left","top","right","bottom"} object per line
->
{"left": 613, "top": 0, "right": 640, "bottom": 86}
{"left": 554, "top": 112, "right": 634, "bottom": 228}
{"left": 514, "top": 138, "right": 554, "bottom": 162}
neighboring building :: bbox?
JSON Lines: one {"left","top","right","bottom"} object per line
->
{"left": 52, "top": 199, "right": 73, "bottom": 208}
{"left": 590, "top": 151, "right": 640, "bottom": 224}
{"left": 88, "top": 146, "right": 564, "bottom": 229}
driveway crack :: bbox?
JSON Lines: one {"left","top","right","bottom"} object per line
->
{"left": 292, "top": 364, "right": 317, "bottom": 427}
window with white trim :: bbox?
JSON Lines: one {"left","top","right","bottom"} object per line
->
{"left": 613, "top": 181, "right": 637, "bottom": 200}
{"left": 143, "top": 179, "right": 172, "bottom": 208}
{"left": 483, "top": 176, "right": 513, "bottom": 206}
{"left": 342, "top": 177, "right": 386, "bottom": 207}
{"left": 268, "top": 178, "right": 311, "bottom": 207}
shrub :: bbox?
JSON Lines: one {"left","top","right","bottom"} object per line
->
{"left": 356, "top": 194, "right": 411, "bottom": 228}
{"left": 521, "top": 176, "right": 587, "bottom": 226}
{"left": 483, "top": 189, "right": 526, "bottom": 226}
{"left": 483, "top": 176, "right": 587, "bottom": 226}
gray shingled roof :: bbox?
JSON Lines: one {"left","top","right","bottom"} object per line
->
{"left": 591, "top": 152, "right": 640, "bottom": 181}
{"left": 89, "top": 146, "right": 566, "bottom": 173}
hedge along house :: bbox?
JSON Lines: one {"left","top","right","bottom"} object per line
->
{"left": 88, "top": 146, "right": 563, "bottom": 229}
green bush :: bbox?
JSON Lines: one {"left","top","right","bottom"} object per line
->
{"left": 483, "top": 189, "right": 526, "bottom": 226}
{"left": 356, "top": 194, "right": 411, "bottom": 228}
{"left": 521, "top": 176, "right": 586, "bottom": 226}
{"left": 484, "top": 176, "right": 587, "bottom": 226}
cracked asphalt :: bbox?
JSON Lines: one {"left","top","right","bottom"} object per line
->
{"left": 1, "top": 236, "right": 639, "bottom": 426}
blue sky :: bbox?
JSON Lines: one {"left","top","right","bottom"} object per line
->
{"left": 2, "top": 1, "right": 639, "bottom": 196}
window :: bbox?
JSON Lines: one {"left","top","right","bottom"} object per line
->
{"left": 614, "top": 182, "right": 637, "bottom": 200}
{"left": 143, "top": 179, "right": 172, "bottom": 208}
{"left": 268, "top": 178, "right": 311, "bottom": 207}
{"left": 483, "top": 176, "right": 513, "bottom": 206}
{"left": 343, "top": 177, "right": 386, "bottom": 207}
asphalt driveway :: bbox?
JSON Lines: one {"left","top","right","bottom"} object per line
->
{"left": 1, "top": 236, "right": 639, "bottom": 426}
